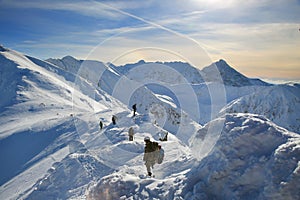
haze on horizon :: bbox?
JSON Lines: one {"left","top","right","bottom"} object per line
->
{"left": 0, "top": 0, "right": 299, "bottom": 83}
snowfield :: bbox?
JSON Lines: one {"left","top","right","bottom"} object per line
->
{"left": 186, "top": 114, "right": 300, "bottom": 199}
{"left": 220, "top": 84, "right": 300, "bottom": 133}
{"left": 0, "top": 45, "right": 299, "bottom": 199}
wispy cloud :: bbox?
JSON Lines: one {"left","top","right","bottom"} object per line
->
{"left": 0, "top": 0, "right": 122, "bottom": 19}
{"left": 141, "top": 1, "right": 300, "bottom": 79}
{"left": 1, "top": 0, "right": 299, "bottom": 80}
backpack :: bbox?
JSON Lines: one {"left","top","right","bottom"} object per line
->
{"left": 145, "top": 141, "right": 158, "bottom": 153}
{"left": 157, "top": 147, "right": 164, "bottom": 164}
{"left": 151, "top": 142, "right": 164, "bottom": 164}
{"left": 150, "top": 141, "right": 159, "bottom": 152}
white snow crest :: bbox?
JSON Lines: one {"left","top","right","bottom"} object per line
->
{"left": 184, "top": 113, "right": 300, "bottom": 199}
{"left": 220, "top": 84, "right": 300, "bottom": 133}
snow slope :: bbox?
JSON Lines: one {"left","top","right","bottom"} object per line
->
{"left": 46, "top": 56, "right": 81, "bottom": 75}
{"left": 111, "top": 60, "right": 204, "bottom": 85}
{"left": 0, "top": 46, "right": 198, "bottom": 199}
{"left": 49, "top": 58, "right": 231, "bottom": 125}
{"left": 47, "top": 56, "right": 202, "bottom": 142}
{"left": 185, "top": 113, "right": 300, "bottom": 200}
{"left": 0, "top": 46, "right": 128, "bottom": 199}
{"left": 220, "top": 84, "right": 300, "bottom": 133}
{"left": 110, "top": 59, "right": 271, "bottom": 125}
{"left": 86, "top": 113, "right": 300, "bottom": 200}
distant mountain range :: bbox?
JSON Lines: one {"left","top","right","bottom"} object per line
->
{"left": 46, "top": 54, "right": 299, "bottom": 133}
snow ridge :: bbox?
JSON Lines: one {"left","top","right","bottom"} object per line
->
{"left": 185, "top": 113, "right": 300, "bottom": 199}
{"left": 220, "top": 84, "right": 300, "bottom": 133}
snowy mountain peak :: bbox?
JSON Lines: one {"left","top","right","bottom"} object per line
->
{"left": 46, "top": 55, "right": 82, "bottom": 74}
{"left": 137, "top": 59, "right": 146, "bottom": 64}
{"left": 202, "top": 59, "right": 235, "bottom": 73}
{"left": 215, "top": 59, "right": 243, "bottom": 75}
{"left": 61, "top": 55, "right": 80, "bottom": 62}
{"left": 215, "top": 58, "right": 228, "bottom": 65}
{"left": 202, "top": 59, "right": 269, "bottom": 86}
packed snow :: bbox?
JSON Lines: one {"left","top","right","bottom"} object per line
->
{"left": 186, "top": 113, "right": 300, "bottom": 199}
{"left": 0, "top": 45, "right": 299, "bottom": 199}
{"left": 220, "top": 84, "right": 300, "bottom": 133}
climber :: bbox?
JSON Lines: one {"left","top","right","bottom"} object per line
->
{"left": 112, "top": 115, "right": 117, "bottom": 125}
{"left": 143, "top": 136, "right": 159, "bottom": 177}
{"left": 128, "top": 127, "right": 134, "bottom": 141}
{"left": 99, "top": 120, "right": 103, "bottom": 129}
{"left": 132, "top": 104, "right": 137, "bottom": 117}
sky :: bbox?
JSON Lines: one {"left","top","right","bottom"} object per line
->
{"left": 0, "top": 0, "right": 300, "bottom": 82}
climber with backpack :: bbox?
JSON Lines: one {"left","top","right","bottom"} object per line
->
{"left": 143, "top": 136, "right": 164, "bottom": 177}
{"left": 128, "top": 127, "right": 134, "bottom": 141}
{"left": 143, "top": 136, "right": 158, "bottom": 177}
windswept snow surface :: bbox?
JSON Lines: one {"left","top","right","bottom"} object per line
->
{"left": 50, "top": 58, "right": 275, "bottom": 125}
{"left": 0, "top": 47, "right": 199, "bottom": 199}
{"left": 48, "top": 57, "right": 203, "bottom": 142}
{"left": 220, "top": 84, "right": 300, "bottom": 133}
{"left": 185, "top": 113, "right": 300, "bottom": 200}
{"left": 86, "top": 113, "right": 300, "bottom": 200}
{"left": 0, "top": 47, "right": 128, "bottom": 199}
{"left": 1, "top": 46, "right": 299, "bottom": 199}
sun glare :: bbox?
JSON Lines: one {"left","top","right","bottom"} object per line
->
{"left": 192, "top": 0, "right": 236, "bottom": 9}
